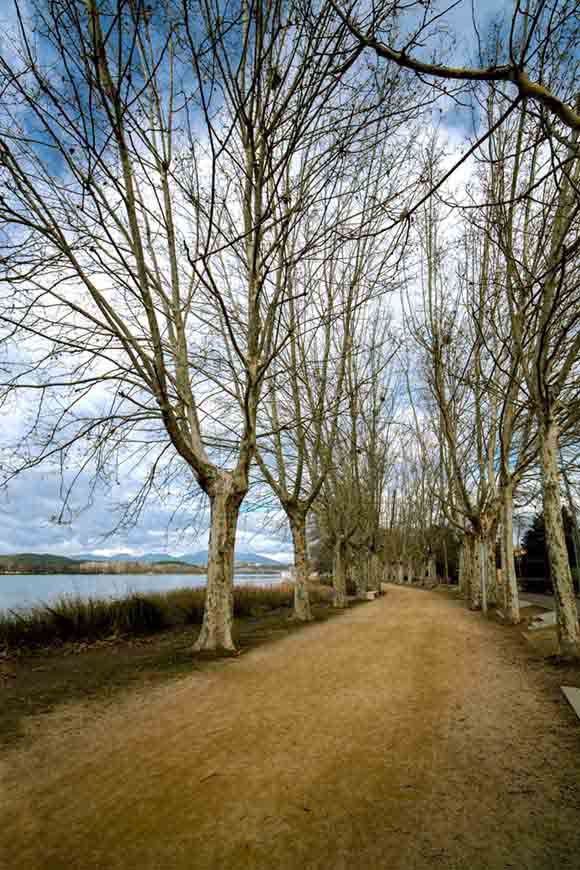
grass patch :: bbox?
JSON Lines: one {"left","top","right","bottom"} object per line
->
{"left": 0, "top": 583, "right": 333, "bottom": 652}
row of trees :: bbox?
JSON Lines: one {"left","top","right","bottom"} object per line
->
{"left": 403, "top": 20, "right": 580, "bottom": 654}
{"left": 1, "top": 1, "right": 580, "bottom": 655}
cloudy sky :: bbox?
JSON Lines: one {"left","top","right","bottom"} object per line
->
{"left": 0, "top": 0, "right": 514, "bottom": 561}
{"left": 0, "top": 467, "right": 293, "bottom": 560}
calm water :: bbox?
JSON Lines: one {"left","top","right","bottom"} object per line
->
{"left": 0, "top": 572, "right": 283, "bottom": 612}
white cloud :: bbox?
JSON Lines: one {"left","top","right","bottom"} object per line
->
{"left": 0, "top": 466, "right": 294, "bottom": 561}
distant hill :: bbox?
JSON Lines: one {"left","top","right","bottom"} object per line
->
{"left": 72, "top": 550, "right": 285, "bottom": 566}
{"left": 0, "top": 553, "right": 205, "bottom": 575}
{"left": 71, "top": 552, "right": 180, "bottom": 564}
{"left": 0, "top": 553, "right": 82, "bottom": 572}
{"left": 179, "top": 550, "right": 284, "bottom": 566}
{"left": 0, "top": 550, "right": 287, "bottom": 575}
{"left": 234, "top": 551, "right": 286, "bottom": 566}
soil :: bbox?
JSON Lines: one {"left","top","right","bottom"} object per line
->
{"left": 2, "top": 586, "right": 580, "bottom": 870}
{"left": 0, "top": 603, "right": 343, "bottom": 747}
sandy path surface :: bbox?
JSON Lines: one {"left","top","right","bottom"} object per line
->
{"left": 2, "top": 587, "right": 580, "bottom": 870}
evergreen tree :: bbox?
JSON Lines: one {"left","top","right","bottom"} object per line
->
{"left": 522, "top": 509, "right": 578, "bottom": 590}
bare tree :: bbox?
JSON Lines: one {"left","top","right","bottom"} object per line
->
{"left": 0, "top": 0, "right": 397, "bottom": 650}
{"left": 483, "top": 93, "right": 580, "bottom": 657}
{"left": 254, "top": 127, "right": 411, "bottom": 615}
{"left": 405, "top": 173, "right": 498, "bottom": 612}
{"left": 312, "top": 312, "right": 399, "bottom": 604}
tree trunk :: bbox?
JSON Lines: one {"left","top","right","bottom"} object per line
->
{"left": 479, "top": 539, "right": 488, "bottom": 614}
{"left": 540, "top": 417, "right": 580, "bottom": 659}
{"left": 443, "top": 538, "right": 449, "bottom": 584}
{"left": 500, "top": 483, "right": 520, "bottom": 624}
{"left": 355, "top": 558, "right": 368, "bottom": 599}
{"left": 484, "top": 528, "right": 497, "bottom": 607}
{"left": 370, "top": 553, "right": 380, "bottom": 592}
{"left": 333, "top": 538, "right": 348, "bottom": 608}
{"left": 466, "top": 534, "right": 482, "bottom": 611}
{"left": 289, "top": 511, "right": 313, "bottom": 622}
{"left": 458, "top": 541, "right": 466, "bottom": 595}
{"left": 397, "top": 561, "right": 404, "bottom": 584}
{"left": 194, "top": 475, "right": 244, "bottom": 653}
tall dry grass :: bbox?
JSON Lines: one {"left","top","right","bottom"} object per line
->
{"left": 0, "top": 583, "right": 332, "bottom": 650}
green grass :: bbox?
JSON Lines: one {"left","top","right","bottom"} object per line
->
{"left": 0, "top": 583, "right": 333, "bottom": 651}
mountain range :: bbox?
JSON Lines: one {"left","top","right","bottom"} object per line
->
{"left": 70, "top": 550, "right": 285, "bottom": 566}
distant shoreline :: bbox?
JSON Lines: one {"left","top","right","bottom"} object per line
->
{"left": 0, "top": 566, "right": 286, "bottom": 577}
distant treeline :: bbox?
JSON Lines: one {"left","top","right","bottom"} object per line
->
{"left": 0, "top": 554, "right": 205, "bottom": 575}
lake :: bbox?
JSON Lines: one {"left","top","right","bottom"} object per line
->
{"left": 0, "top": 572, "right": 284, "bottom": 613}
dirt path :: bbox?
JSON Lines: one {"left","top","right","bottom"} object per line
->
{"left": 2, "top": 587, "right": 580, "bottom": 870}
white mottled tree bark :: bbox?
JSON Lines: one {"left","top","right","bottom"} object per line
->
{"left": 541, "top": 418, "right": 580, "bottom": 658}
{"left": 458, "top": 542, "right": 466, "bottom": 596}
{"left": 479, "top": 540, "right": 488, "bottom": 614}
{"left": 289, "top": 511, "right": 313, "bottom": 622}
{"left": 194, "top": 476, "right": 243, "bottom": 652}
{"left": 370, "top": 553, "right": 381, "bottom": 593}
{"left": 466, "top": 535, "right": 483, "bottom": 611}
{"left": 354, "top": 558, "right": 369, "bottom": 600}
{"left": 500, "top": 483, "right": 520, "bottom": 624}
{"left": 333, "top": 539, "right": 348, "bottom": 608}
{"left": 484, "top": 528, "right": 498, "bottom": 608}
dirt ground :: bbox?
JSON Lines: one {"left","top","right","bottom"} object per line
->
{"left": 0, "top": 604, "right": 341, "bottom": 747}
{"left": 2, "top": 586, "right": 580, "bottom": 870}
